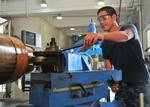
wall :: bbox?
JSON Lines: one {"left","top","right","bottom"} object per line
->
{"left": 142, "top": 0, "right": 150, "bottom": 30}
{"left": 11, "top": 16, "right": 72, "bottom": 49}
{"left": 142, "top": 0, "right": 150, "bottom": 49}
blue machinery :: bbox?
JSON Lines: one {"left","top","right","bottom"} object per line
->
{"left": 29, "top": 70, "right": 121, "bottom": 107}
{"left": 20, "top": 20, "right": 122, "bottom": 107}
{"left": 27, "top": 49, "right": 122, "bottom": 107}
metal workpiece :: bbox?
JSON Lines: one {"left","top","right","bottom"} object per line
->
{"left": 0, "top": 34, "right": 29, "bottom": 84}
{"left": 33, "top": 51, "right": 66, "bottom": 73}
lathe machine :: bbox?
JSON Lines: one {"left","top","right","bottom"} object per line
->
{"left": 0, "top": 35, "right": 122, "bottom": 107}
{"left": 28, "top": 38, "right": 122, "bottom": 107}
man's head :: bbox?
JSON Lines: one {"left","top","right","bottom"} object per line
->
{"left": 97, "top": 6, "right": 118, "bottom": 31}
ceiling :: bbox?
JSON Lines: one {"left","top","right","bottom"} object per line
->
{"left": 0, "top": 0, "right": 139, "bottom": 36}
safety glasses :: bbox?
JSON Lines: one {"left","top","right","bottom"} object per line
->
{"left": 97, "top": 14, "right": 111, "bottom": 22}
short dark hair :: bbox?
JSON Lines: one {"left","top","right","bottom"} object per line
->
{"left": 97, "top": 6, "right": 117, "bottom": 16}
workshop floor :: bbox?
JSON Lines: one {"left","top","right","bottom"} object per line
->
{"left": 0, "top": 98, "right": 28, "bottom": 107}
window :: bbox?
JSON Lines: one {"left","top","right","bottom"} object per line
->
{"left": 0, "top": 17, "right": 7, "bottom": 34}
{"left": 147, "top": 29, "right": 150, "bottom": 48}
{"left": 0, "top": 17, "right": 7, "bottom": 92}
{"left": 21, "top": 30, "right": 36, "bottom": 46}
{"left": 0, "top": 84, "right": 6, "bottom": 92}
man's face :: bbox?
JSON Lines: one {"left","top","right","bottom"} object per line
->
{"left": 97, "top": 11, "right": 115, "bottom": 31}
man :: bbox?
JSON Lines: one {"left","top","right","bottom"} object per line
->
{"left": 84, "top": 6, "right": 150, "bottom": 107}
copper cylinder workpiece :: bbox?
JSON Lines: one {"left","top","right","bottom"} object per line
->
{"left": 0, "top": 34, "right": 29, "bottom": 84}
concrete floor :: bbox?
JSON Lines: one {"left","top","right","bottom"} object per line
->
{"left": 0, "top": 99, "right": 28, "bottom": 107}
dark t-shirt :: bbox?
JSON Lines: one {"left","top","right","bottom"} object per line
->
{"left": 101, "top": 24, "right": 150, "bottom": 83}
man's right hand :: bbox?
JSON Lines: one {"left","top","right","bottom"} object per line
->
{"left": 84, "top": 33, "right": 103, "bottom": 47}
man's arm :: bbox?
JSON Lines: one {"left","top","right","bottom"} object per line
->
{"left": 84, "top": 29, "right": 134, "bottom": 46}
{"left": 99, "top": 29, "right": 134, "bottom": 42}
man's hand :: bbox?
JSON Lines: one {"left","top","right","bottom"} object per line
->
{"left": 111, "top": 83, "right": 119, "bottom": 92}
{"left": 109, "top": 80, "right": 120, "bottom": 92}
{"left": 84, "top": 33, "right": 104, "bottom": 47}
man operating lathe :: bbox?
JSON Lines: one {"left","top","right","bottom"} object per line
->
{"left": 84, "top": 6, "right": 150, "bottom": 107}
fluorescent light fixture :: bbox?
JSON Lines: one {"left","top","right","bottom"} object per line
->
{"left": 40, "top": 3, "right": 47, "bottom": 7}
{"left": 56, "top": 14, "right": 63, "bottom": 20}
{"left": 78, "top": 34, "right": 82, "bottom": 37}
{"left": 97, "top": 0, "right": 104, "bottom": 5}
{"left": 70, "top": 28, "right": 75, "bottom": 31}
{"left": 40, "top": 0, "right": 47, "bottom": 7}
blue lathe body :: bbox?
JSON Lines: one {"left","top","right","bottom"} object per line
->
{"left": 29, "top": 70, "right": 121, "bottom": 107}
{"left": 27, "top": 36, "right": 122, "bottom": 107}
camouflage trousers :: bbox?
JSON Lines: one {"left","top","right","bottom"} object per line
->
{"left": 115, "top": 82, "right": 150, "bottom": 107}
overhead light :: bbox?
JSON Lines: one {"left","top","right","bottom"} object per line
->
{"left": 70, "top": 28, "right": 75, "bottom": 31}
{"left": 78, "top": 34, "right": 82, "bottom": 37}
{"left": 56, "top": 14, "right": 63, "bottom": 20}
{"left": 97, "top": 0, "right": 104, "bottom": 5}
{"left": 40, "top": 0, "right": 47, "bottom": 7}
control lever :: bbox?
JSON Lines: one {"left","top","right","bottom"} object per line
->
{"left": 70, "top": 83, "right": 89, "bottom": 97}
{"left": 59, "top": 43, "right": 83, "bottom": 52}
